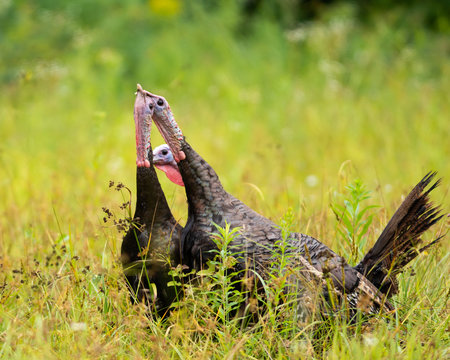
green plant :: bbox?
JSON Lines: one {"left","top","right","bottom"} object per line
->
{"left": 265, "top": 208, "right": 299, "bottom": 319}
{"left": 167, "top": 222, "right": 247, "bottom": 329}
{"left": 200, "top": 222, "right": 247, "bottom": 324}
{"left": 331, "top": 178, "right": 379, "bottom": 265}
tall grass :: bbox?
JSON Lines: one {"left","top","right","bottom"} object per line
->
{"left": 0, "top": 2, "right": 448, "bottom": 358}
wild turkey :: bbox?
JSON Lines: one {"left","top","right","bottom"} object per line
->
{"left": 145, "top": 88, "right": 442, "bottom": 317}
{"left": 120, "top": 85, "right": 183, "bottom": 315}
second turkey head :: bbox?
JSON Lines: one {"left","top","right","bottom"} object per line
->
{"left": 153, "top": 144, "right": 185, "bottom": 186}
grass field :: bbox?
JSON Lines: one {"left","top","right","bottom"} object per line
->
{"left": 0, "top": 2, "right": 449, "bottom": 359}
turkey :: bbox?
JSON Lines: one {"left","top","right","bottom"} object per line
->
{"left": 145, "top": 88, "right": 442, "bottom": 317}
{"left": 120, "top": 85, "right": 183, "bottom": 315}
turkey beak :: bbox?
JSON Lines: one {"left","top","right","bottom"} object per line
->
{"left": 134, "top": 84, "right": 154, "bottom": 168}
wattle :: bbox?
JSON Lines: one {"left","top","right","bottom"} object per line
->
{"left": 155, "top": 164, "right": 185, "bottom": 187}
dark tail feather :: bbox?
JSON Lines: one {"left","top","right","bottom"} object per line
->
{"left": 354, "top": 172, "right": 443, "bottom": 297}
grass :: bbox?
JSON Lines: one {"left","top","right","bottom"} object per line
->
{"left": 0, "top": 2, "right": 449, "bottom": 359}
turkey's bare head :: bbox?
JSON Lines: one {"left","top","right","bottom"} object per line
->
{"left": 145, "top": 92, "right": 186, "bottom": 163}
{"left": 134, "top": 84, "right": 155, "bottom": 168}
{"left": 153, "top": 144, "right": 185, "bottom": 186}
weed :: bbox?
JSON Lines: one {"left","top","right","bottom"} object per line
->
{"left": 331, "top": 178, "right": 379, "bottom": 265}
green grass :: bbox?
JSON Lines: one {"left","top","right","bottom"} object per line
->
{"left": 0, "top": 2, "right": 449, "bottom": 359}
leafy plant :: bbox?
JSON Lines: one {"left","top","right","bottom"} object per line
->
{"left": 202, "top": 223, "right": 248, "bottom": 323}
{"left": 167, "top": 222, "right": 247, "bottom": 328}
{"left": 331, "top": 179, "right": 379, "bottom": 265}
{"left": 266, "top": 208, "right": 299, "bottom": 315}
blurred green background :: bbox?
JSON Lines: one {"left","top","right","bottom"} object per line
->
{"left": 0, "top": 0, "right": 448, "bottom": 259}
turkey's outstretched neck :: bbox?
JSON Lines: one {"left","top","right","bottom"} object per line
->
{"left": 178, "top": 140, "right": 227, "bottom": 216}
{"left": 134, "top": 160, "right": 174, "bottom": 227}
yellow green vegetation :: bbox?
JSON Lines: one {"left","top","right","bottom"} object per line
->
{"left": 0, "top": 2, "right": 448, "bottom": 359}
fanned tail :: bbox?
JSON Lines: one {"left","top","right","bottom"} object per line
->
{"left": 354, "top": 172, "right": 443, "bottom": 297}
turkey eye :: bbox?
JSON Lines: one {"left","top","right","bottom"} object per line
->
{"left": 157, "top": 99, "right": 164, "bottom": 106}
{"left": 162, "top": 150, "right": 168, "bottom": 155}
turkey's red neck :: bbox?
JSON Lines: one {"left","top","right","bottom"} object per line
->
{"left": 132, "top": 85, "right": 176, "bottom": 229}
{"left": 134, "top": 84, "right": 153, "bottom": 168}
